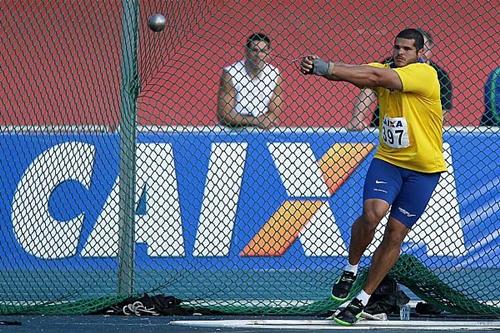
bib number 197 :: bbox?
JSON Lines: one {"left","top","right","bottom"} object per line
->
{"left": 382, "top": 117, "right": 409, "bottom": 148}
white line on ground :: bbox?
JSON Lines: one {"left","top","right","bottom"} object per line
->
{"left": 182, "top": 299, "right": 500, "bottom": 308}
{"left": 170, "top": 319, "right": 500, "bottom": 331}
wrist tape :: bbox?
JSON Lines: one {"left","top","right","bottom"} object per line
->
{"left": 313, "top": 59, "right": 329, "bottom": 76}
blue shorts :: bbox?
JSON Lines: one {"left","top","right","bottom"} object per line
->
{"left": 363, "top": 158, "right": 441, "bottom": 228}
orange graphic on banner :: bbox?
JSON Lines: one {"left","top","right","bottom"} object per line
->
{"left": 319, "top": 143, "right": 374, "bottom": 195}
{"left": 241, "top": 143, "right": 374, "bottom": 257}
{"left": 240, "top": 200, "right": 323, "bottom": 257}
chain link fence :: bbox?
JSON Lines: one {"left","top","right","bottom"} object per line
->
{"left": 0, "top": 0, "right": 498, "bottom": 315}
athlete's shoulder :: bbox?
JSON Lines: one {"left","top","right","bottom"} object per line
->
{"left": 401, "top": 63, "right": 438, "bottom": 77}
{"left": 406, "top": 62, "right": 435, "bottom": 70}
{"left": 366, "top": 62, "right": 389, "bottom": 69}
{"left": 394, "top": 63, "right": 439, "bottom": 95}
{"left": 376, "top": 56, "right": 394, "bottom": 64}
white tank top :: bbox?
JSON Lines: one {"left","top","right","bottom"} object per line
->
{"left": 224, "top": 60, "right": 279, "bottom": 117}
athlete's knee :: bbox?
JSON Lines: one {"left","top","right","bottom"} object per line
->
{"left": 362, "top": 200, "right": 389, "bottom": 228}
{"left": 357, "top": 213, "right": 382, "bottom": 235}
{"left": 382, "top": 218, "right": 409, "bottom": 247}
{"left": 381, "top": 231, "right": 405, "bottom": 250}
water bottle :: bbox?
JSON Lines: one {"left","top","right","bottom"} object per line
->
{"left": 399, "top": 304, "right": 410, "bottom": 321}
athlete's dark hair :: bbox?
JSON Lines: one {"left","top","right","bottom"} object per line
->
{"left": 246, "top": 33, "right": 271, "bottom": 49}
{"left": 396, "top": 28, "right": 425, "bottom": 50}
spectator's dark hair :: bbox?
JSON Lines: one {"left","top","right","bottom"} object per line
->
{"left": 416, "top": 28, "right": 434, "bottom": 46}
{"left": 246, "top": 33, "right": 271, "bottom": 49}
{"left": 395, "top": 28, "right": 425, "bottom": 50}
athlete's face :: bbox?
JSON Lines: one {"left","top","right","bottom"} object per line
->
{"left": 246, "top": 40, "right": 270, "bottom": 69}
{"left": 392, "top": 38, "right": 424, "bottom": 67}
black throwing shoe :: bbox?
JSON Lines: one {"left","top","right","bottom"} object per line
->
{"left": 333, "top": 298, "right": 364, "bottom": 326}
{"left": 331, "top": 271, "right": 356, "bottom": 301}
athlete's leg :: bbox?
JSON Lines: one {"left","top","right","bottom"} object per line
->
{"left": 363, "top": 169, "right": 441, "bottom": 294}
{"left": 332, "top": 159, "right": 401, "bottom": 301}
{"left": 334, "top": 216, "right": 409, "bottom": 326}
{"left": 363, "top": 217, "right": 409, "bottom": 294}
{"left": 335, "top": 166, "right": 441, "bottom": 325}
{"left": 348, "top": 158, "right": 402, "bottom": 266}
{"left": 348, "top": 199, "right": 389, "bottom": 266}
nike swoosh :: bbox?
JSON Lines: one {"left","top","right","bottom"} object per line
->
{"left": 375, "top": 180, "right": 387, "bottom": 184}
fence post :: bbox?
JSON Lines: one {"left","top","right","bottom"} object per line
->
{"left": 118, "top": 0, "right": 140, "bottom": 297}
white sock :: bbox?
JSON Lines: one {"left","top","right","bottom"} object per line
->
{"left": 344, "top": 263, "right": 358, "bottom": 276}
{"left": 356, "top": 290, "right": 371, "bottom": 307}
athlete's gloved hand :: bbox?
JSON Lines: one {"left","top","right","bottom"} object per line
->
{"left": 312, "top": 58, "right": 330, "bottom": 76}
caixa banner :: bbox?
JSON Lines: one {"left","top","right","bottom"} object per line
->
{"left": 0, "top": 128, "right": 498, "bottom": 269}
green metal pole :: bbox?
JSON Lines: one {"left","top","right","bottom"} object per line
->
{"left": 118, "top": 0, "right": 139, "bottom": 297}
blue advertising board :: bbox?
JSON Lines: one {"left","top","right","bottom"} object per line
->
{"left": 0, "top": 128, "right": 498, "bottom": 273}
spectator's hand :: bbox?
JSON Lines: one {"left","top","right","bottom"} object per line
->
{"left": 257, "top": 114, "right": 277, "bottom": 129}
{"left": 300, "top": 55, "right": 318, "bottom": 75}
{"left": 346, "top": 119, "right": 366, "bottom": 131}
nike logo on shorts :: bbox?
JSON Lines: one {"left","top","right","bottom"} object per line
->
{"left": 375, "top": 180, "right": 387, "bottom": 184}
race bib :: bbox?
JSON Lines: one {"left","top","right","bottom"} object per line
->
{"left": 382, "top": 117, "right": 410, "bottom": 148}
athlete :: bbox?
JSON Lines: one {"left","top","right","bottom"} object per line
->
{"left": 347, "top": 28, "right": 453, "bottom": 129}
{"left": 299, "top": 28, "right": 446, "bottom": 326}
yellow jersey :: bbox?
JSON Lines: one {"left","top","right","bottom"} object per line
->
{"left": 368, "top": 62, "right": 446, "bottom": 173}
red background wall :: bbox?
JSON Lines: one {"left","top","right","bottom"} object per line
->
{"left": 1, "top": 1, "right": 497, "bottom": 127}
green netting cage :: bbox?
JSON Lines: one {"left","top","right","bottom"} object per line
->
{"left": 0, "top": 0, "right": 498, "bottom": 316}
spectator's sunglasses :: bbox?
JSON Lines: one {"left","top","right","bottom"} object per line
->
{"left": 247, "top": 45, "right": 271, "bottom": 54}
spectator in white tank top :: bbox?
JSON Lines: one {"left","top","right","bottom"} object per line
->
{"left": 217, "top": 33, "right": 283, "bottom": 129}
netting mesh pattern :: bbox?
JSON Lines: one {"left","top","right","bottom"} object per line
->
{"left": 0, "top": 0, "right": 498, "bottom": 315}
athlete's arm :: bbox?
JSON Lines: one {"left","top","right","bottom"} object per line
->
{"left": 328, "top": 63, "right": 403, "bottom": 90}
{"left": 300, "top": 56, "right": 402, "bottom": 90}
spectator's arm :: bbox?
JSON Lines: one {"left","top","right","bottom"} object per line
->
{"left": 346, "top": 88, "right": 377, "bottom": 130}
{"left": 257, "top": 74, "right": 283, "bottom": 129}
{"left": 439, "top": 70, "right": 453, "bottom": 125}
{"left": 217, "top": 70, "right": 260, "bottom": 127}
